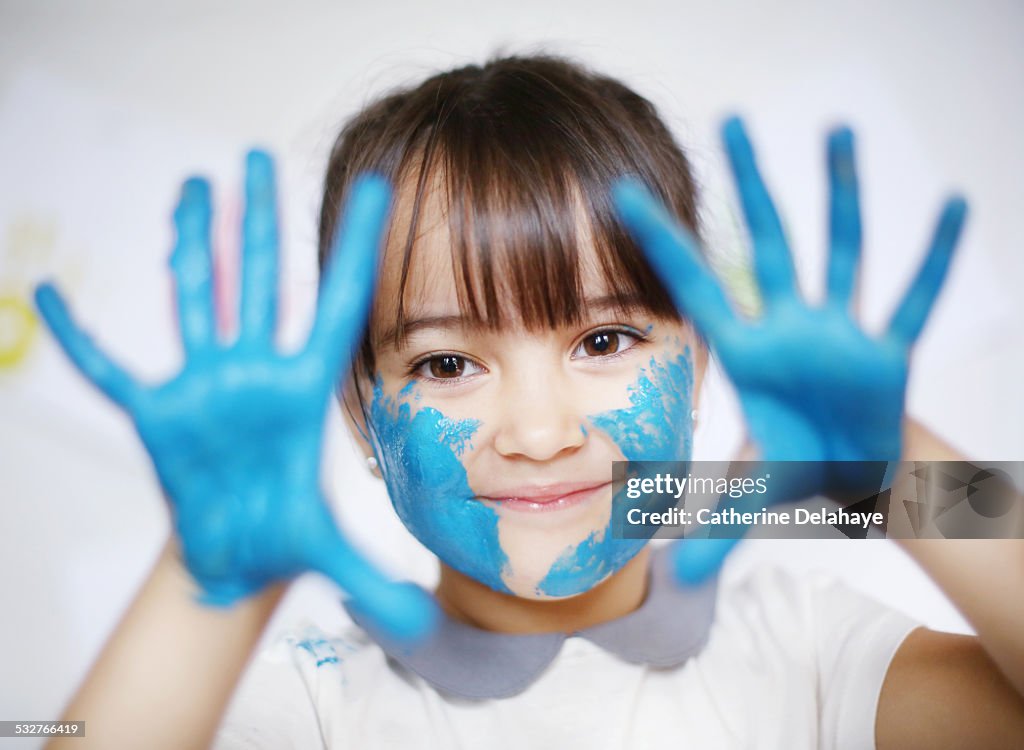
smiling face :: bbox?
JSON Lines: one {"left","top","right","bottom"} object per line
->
{"left": 342, "top": 171, "right": 706, "bottom": 600}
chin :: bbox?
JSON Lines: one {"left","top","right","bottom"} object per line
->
{"left": 500, "top": 568, "right": 606, "bottom": 600}
{"left": 518, "top": 574, "right": 613, "bottom": 601}
{"left": 499, "top": 546, "right": 636, "bottom": 600}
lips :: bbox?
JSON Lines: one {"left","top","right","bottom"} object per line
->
{"left": 479, "top": 481, "right": 612, "bottom": 513}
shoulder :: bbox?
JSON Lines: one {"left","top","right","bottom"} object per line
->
{"left": 713, "top": 562, "right": 920, "bottom": 641}
{"left": 700, "top": 562, "right": 921, "bottom": 750}
{"left": 710, "top": 562, "right": 921, "bottom": 682}
{"left": 877, "top": 627, "right": 1024, "bottom": 749}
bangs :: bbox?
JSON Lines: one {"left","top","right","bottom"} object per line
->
{"left": 384, "top": 94, "right": 683, "bottom": 350}
{"left": 318, "top": 54, "right": 704, "bottom": 379}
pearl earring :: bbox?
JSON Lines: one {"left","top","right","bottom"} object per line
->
{"left": 366, "top": 455, "right": 381, "bottom": 476}
{"left": 691, "top": 409, "right": 699, "bottom": 422}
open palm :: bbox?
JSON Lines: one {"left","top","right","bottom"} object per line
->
{"left": 613, "top": 117, "right": 967, "bottom": 580}
{"left": 35, "top": 153, "right": 435, "bottom": 641}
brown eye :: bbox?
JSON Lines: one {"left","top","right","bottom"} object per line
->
{"left": 412, "top": 353, "right": 483, "bottom": 383}
{"left": 429, "top": 355, "right": 465, "bottom": 378}
{"left": 583, "top": 331, "right": 619, "bottom": 356}
{"left": 573, "top": 329, "right": 643, "bottom": 360}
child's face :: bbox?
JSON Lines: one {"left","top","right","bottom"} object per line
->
{"left": 347, "top": 177, "right": 705, "bottom": 599}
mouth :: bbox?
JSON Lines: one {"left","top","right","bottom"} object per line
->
{"left": 478, "top": 481, "right": 612, "bottom": 513}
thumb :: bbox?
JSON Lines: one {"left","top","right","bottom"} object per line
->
{"left": 672, "top": 537, "right": 739, "bottom": 585}
{"left": 307, "top": 524, "right": 438, "bottom": 644}
{"left": 34, "top": 280, "right": 141, "bottom": 409}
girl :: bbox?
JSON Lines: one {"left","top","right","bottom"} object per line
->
{"left": 37, "top": 54, "right": 1024, "bottom": 748}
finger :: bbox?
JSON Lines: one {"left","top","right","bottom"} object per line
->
{"left": 672, "top": 537, "right": 740, "bottom": 585}
{"left": 239, "top": 149, "right": 279, "bottom": 346}
{"left": 34, "top": 281, "right": 142, "bottom": 409}
{"left": 307, "top": 526, "right": 438, "bottom": 644}
{"left": 886, "top": 197, "right": 968, "bottom": 346}
{"left": 611, "top": 178, "right": 739, "bottom": 348}
{"left": 722, "top": 116, "right": 798, "bottom": 306}
{"left": 672, "top": 479, "right": 780, "bottom": 585}
{"left": 192, "top": 583, "right": 253, "bottom": 609}
{"left": 671, "top": 461, "right": 811, "bottom": 585}
{"left": 171, "top": 177, "right": 217, "bottom": 355}
{"left": 303, "top": 173, "right": 389, "bottom": 381}
{"left": 826, "top": 126, "right": 862, "bottom": 311}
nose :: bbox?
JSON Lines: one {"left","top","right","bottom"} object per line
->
{"left": 492, "top": 361, "right": 586, "bottom": 462}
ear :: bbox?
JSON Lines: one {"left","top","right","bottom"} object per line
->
{"left": 687, "top": 333, "right": 710, "bottom": 429}
{"left": 337, "top": 374, "right": 377, "bottom": 465}
{"left": 692, "top": 337, "right": 710, "bottom": 397}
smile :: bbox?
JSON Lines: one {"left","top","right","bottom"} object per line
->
{"left": 478, "top": 481, "right": 612, "bottom": 513}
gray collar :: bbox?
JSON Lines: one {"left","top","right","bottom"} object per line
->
{"left": 343, "top": 542, "right": 720, "bottom": 700}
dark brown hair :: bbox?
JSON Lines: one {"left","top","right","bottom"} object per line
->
{"left": 317, "top": 53, "right": 702, "bottom": 384}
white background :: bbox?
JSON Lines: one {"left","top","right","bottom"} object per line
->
{"left": 1, "top": 0, "right": 1022, "bottom": 742}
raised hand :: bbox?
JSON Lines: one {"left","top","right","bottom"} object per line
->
{"left": 612, "top": 117, "right": 967, "bottom": 582}
{"left": 34, "top": 152, "right": 436, "bottom": 641}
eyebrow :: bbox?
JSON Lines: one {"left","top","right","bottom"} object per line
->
{"left": 376, "top": 294, "right": 651, "bottom": 349}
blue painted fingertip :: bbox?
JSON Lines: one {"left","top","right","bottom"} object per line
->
{"left": 671, "top": 537, "right": 736, "bottom": 586}
{"left": 245, "top": 148, "right": 274, "bottom": 177}
{"left": 349, "top": 581, "right": 440, "bottom": 644}
{"left": 349, "top": 172, "right": 392, "bottom": 213}
{"left": 611, "top": 176, "right": 649, "bottom": 209}
{"left": 192, "top": 577, "right": 255, "bottom": 609}
{"left": 245, "top": 150, "right": 275, "bottom": 206}
{"left": 827, "top": 127, "right": 855, "bottom": 174}
{"left": 175, "top": 178, "right": 212, "bottom": 235}
{"left": 827, "top": 125, "right": 854, "bottom": 154}
{"left": 720, "top": 115, "right": 747, "bottom": 148}
{"left": 181, "top": 176, "right": 211, "bottom": 202}
{"left": 942, "top": 195, "right": 969, "bottom": 225}
{"left": 33, "top": 282, "right": 73, "bottom": 339}
{"left": 331, "top": 172, "right": 392, "bottom": 248}
{"left": 610, "top": 180, "right": 637, "bottom": 222}
{"left": 33, "top": 280, "right": 59, "bottom": 314}
{"left": 611, "top": 177, "right": 666, "bottom": 238}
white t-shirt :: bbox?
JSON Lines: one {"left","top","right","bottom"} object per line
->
{"left": 214, "top": 564, "right": 919, "bottom": 750}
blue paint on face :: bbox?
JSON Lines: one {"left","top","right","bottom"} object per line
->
{"left": 535, "top": 529, "right": 608, "bottom": 597}
{"left": 537, "top": 349, "right": 695, "bottom": 596}
{"left": 588, "top": 349, "right": 694, "bottom": 462}
{"left": 369, "top": 378, "right": 511, "bottom": 593}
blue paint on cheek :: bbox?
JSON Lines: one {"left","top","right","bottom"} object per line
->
{"left": 538, "top": 350, "right": 695, "bottom": 597}
{"left": 588, "top": 350, "right": 694, "bottom": 462}
{"left": 369, "top": 379, "right": 511, "bottom": 593}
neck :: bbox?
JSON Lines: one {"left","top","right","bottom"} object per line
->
{"left": 434, "top": 546, "right": 651, "bottom": 634}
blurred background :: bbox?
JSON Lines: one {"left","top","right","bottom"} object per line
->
{"left": 1, "top": 0, "right": 1021, "bottom": 741}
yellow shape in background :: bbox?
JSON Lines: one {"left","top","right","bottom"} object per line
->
{"left": 0, "top": 294, "right": 38, "bottom": 369}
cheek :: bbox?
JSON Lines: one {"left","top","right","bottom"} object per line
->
{"left": 368, "top": 381, "right": 512, "bottom": 593}
{"left": 533, "top": 350, "right": 697, "bottom": 597}
{"left": 588, "top": 349, "right": 695, "bottom": 462}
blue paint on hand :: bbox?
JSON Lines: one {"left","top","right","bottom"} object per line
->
{"left": 612, "top": 117, "right": 968, "bottom": 583}
{"left": 33, "top": 153, "right": 437, "bottom": 643}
